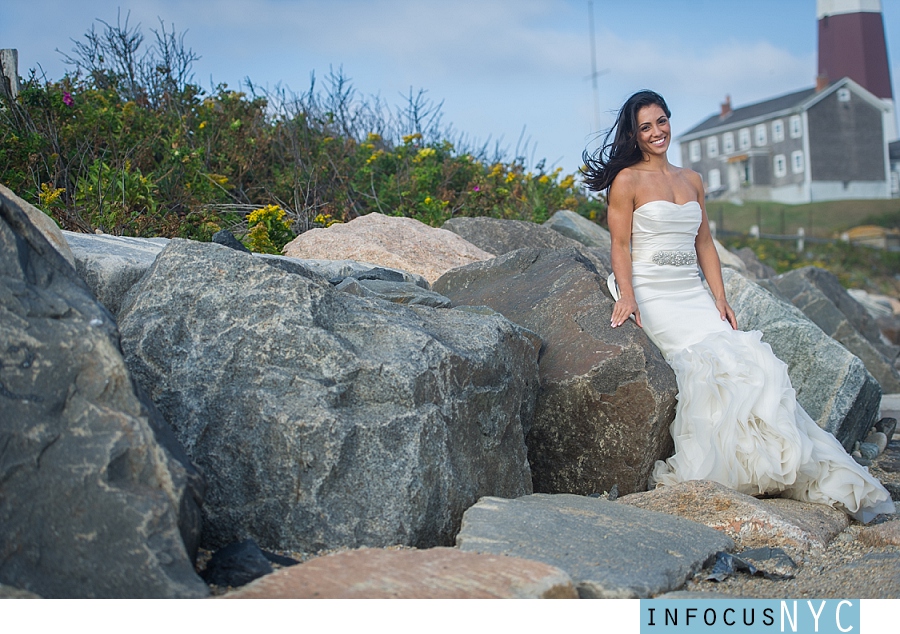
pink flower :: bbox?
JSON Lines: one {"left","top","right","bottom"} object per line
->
{"left": 473, "top": 186, "right": 480, "bottom": 192}
{"left": 62, "top": 92, "right": 74, "bottom": 107}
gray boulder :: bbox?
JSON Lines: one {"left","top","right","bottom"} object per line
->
{"left": 0, "top": 182, "right": 75, "bottom": 267}
{"left": 759, "top": 266, "right": 900, "bottom": 393}
{"left": 62, "top": 230, "right": 169, "bottom": 316}
{"left": 732, "top": 246, "right": 776, "bottom": 280}
{"left": 0, "top": 199, "right": 207, "bottom": 598}
{"left": 334, "top": 278, "right": 452, "bottom": 308}
{"left": 434, "top": 248, "right": 678, "bottom": 496}
{"left": 723, "top": 268, "right": 881, "bottom": 449}
{"left": 118, "top": 239, "right": 539, "bottom": 552}
{"left": 456, "top": 494, "right": 733, "bottom": 598}
{"left": 442, "top": 216, "right": 584, "bottom": 255}
{"left": 543, "top": 209, "right": 612, "bottom": 251}
{"left": 280, "top": 257, "right": 431, "bottom": 289}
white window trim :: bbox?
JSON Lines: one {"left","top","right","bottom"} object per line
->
{"left": 837, "top": 88, "right": 851, "bottom": 102}
{"left": 708, "top": 168, "right": 721, "bottom": 190}
{"left": 791, "top": 150, "right": 804, "bottom": 174}
{"left": 774, "top": 154, "right": 787, "bottom": 178}
{"left": 739, "top": 128, "right": 751, "bottom": 150}
{"left": 707, "top": 136, "right": 718, "bottom": 158}
{"left": 723, "top": 132, "right": 734, "bottom": 154}
{"left": 755, "top": 124, "right": 767, "bottom": 146}
{"left": 789, "top": 115, "right": 802, "bottom": 139}
{"left": 689, "top": 140, "right": 701, "bottom": 163}
{"left": 772, "top": 119, "right": 784, "bottom": 143}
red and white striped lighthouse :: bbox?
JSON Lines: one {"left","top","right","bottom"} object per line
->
{"left": 818, "top": 0, "right": 896, "bottom": 138}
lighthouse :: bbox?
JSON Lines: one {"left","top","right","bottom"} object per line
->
{"left": 818, "top": 0, "right": 896, "bottom": 139}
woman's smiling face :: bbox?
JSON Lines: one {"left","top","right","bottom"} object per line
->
{"left": 635, "top": 104, "right": 671, "bottom": 157}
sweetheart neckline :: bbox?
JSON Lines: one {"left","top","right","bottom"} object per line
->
{"left": 633, "top": 200, "right": 701, "bottom": 214}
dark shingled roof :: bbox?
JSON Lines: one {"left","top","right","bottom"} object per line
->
{"left": 681, "top": 86, "right": 820, "bottom": 138}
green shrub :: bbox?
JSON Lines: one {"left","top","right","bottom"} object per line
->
{"left": 0, "top": 14, "right": 605, "bottom": 250}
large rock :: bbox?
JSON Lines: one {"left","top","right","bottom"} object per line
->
{"left": 732, "top": 246, "right": 776, "bottom": 280}
{"left": 222, "top": 547, "right": 578, "bottom": 598}
{"left": 264, "top": 258, "right": 431, "bottom": 289}
{"left": 282, "top": 212, "right": 492, "bottom": 283}
{"left": 723, "top": 268, "right": 881, "bottom": 449}
{"left": 759, "top": 266, "right": 900, "bottom": 392}
{"left": 442, "top": 216, "right": 585, "bottom": 255}
{"left": 0, "top": 183, "right": 75, "bottom": 268}
{"left": 118, "top": 239, "right": 539, "bottom": 552}
{"left": 543, "top": 209, "right": 611, "bottom": 250}
{"left": 0, "top": 197, "right": 207, "bottom": 598}
{"left": 618, "top": 480, "right": 849, "bottom": 553}
{"left": 456, "top": 494, "right": 733, "bottom": 598}
{"left": 62, "top": 231, "right": 169, "bottom": 316}
{"left": 434, "top": 248, "right": 677, "bottom": 496}
{"left": 715, "top": 239, "right": 749, "bottom": 274}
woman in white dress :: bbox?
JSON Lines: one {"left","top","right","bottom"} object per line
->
{"left": 583, "top": 90, "right": 894, "bottom": 522}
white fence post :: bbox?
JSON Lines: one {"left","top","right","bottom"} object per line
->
{"left": 750, "top": 224, "right": 760, "bottom": 239}
{"left": 0, "top": 49, "right": 19, "bottom": 101}
{"left": 797, "top": 227, "right": 805, "bottom": 252}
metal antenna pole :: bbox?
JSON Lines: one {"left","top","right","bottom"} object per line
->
{"left": 588, "top": 0, "right": 601, "bottom": 132}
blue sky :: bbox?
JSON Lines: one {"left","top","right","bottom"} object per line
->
{"left": 3, "top": 1, "right": 900, "bottom": 174}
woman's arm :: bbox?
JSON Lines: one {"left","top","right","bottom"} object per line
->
{"left": 607, "top": 172, "right": 642, "bottom": 328}
{"left": 692, "top": 172, "right": 737, "bottom": 329}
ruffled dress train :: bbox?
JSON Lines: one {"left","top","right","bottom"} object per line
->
{"left": 630, "top": 201, "right": 894, "bottom": 522}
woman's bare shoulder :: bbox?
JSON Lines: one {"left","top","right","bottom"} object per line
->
{"left": 674, "top": 165, "right": 702, "bottom": 184}
{"left": 610, "top": 166, "right": 639, "bottom": 195}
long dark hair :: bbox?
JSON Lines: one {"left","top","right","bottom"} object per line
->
{"left": 581, "top": 90, "right": 671, "bottom": 193}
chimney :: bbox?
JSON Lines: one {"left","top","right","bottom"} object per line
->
{"left": 720, "top": 94, "right": 732, "bottom": 119}
{"left": 816, "top": 73, "right": 830, "bottom": 92}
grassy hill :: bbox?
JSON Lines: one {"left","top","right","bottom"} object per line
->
{"left": 706, "top": 199, "right": 900, "bottom": 239}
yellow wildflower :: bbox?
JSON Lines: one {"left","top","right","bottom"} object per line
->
{"left": 414, "top": 147, "right": 436, "bottom": 162}
{"left": 424, "top": 197, "right": 433, "bottom": 205}
{"left": 247, "top": 204, "right": 289, "bottom": 229}
{"left": 199, "top": 121, "right": 207, "bottom": 130}
{"left": 538, "top": 175, "right": 550, "bottom": 184}
{"left": 366, "top": 133, "right": 381, "bottom": 143}
{"left": 402, "top": 133, "right": 423, "bottom": 145}
{"left": 38, "top": 182, "right": 65, "bottom": 207}
{"left": 505, "top": 172, "right": 517, "bottom": 184}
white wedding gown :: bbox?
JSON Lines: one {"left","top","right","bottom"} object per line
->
{"left": 630, "top": 200, "right": 895, "bottom": 522}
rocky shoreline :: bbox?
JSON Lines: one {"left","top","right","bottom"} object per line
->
{"left": 1, "top": 183, "right": 897, "bottom": 599}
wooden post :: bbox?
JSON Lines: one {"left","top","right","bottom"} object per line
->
{"left": 0, "top": 49, "right": 19, "bottom": 101}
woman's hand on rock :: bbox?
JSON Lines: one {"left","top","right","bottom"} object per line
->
{"left": 611, "top": 297, "right": 642, "bottom": 329}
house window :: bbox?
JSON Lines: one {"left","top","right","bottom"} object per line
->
{"left": 739, "top": 128, "right": 751, "bottom": 150}
{"left": 789, "top": 115, "right": 802, "bottom": 138}
{"left": 689, "top": 141, "right": 701, "bottom": 163}
{"left": 774, "top": 154, "right": 787, "bottom": 178}
{"left": 723, "top": 132, "right": 734, "bottom": 154}
{"left": 791, "top": 150, "right": 804, "bottom": 174}
{"left": 837, "top": 88, "right": 851, "bottom": 102}
{"left": 772, "top": 119, "right": 784, "bottom": 142}
{"left": 755, "top": 124, "right": 767, "bottom": 146}
{"left": 707, "top": 136, "right": 718, "bottom": 158}
{"left": 708, "top": 168, "right": 721, "bottom": 190}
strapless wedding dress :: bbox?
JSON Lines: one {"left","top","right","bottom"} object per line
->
{"left": 630, "top": 200, "right": 894, "bottom": 522}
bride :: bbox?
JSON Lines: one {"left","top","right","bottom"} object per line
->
{"left": 583, "top": 90, "right": 894, "bottom": 522}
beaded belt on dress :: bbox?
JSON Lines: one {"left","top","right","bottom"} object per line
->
{"left": 632, "top": 250, "right": 697, "bottom": 266}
